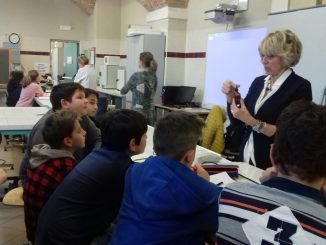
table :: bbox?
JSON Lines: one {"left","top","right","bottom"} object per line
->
{"left": 154, "top": 104, "right": 210, "bottom": 122}
{"left": 132, "top": 126, "right": 263, "bottom": 184}
{"left": 96, "top": 87, "right": 126, "bottom": 109}
{"left": 34, "top": 96, "right": 52, "bottom": 108}
{"left": 0, "top": 107, "right": 49, "bottom": 135}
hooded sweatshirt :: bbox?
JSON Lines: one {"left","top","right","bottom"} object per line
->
{"left": 23, "top": 144, "right": 76, "bottom": 242}
{"left": 110, "top": 156, "right": 221, "bottom": 245}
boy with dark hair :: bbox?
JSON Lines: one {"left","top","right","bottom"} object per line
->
{"left": 85, "top": 88, "right": 99, "bottom": 117}
{"left": 216, "top": 100, "right": 326, "bottom": 244}
{"left": 19, "top": 83, "right": 101, "bottom": 182}
{"left": 85, "top": 88, "right": 99, "bottom": 127}
{"left": 35, "top": 109, "right": 148, "bottom": 245}
{"left": 110, "top": 111, "right": 221, "bottom": 245}
{"left": 23, "top": 110, "right": 85, "bottom": 243}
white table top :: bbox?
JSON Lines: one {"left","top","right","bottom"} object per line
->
{"left": 132, "top": 126, "right": 263, "bottom": 184}
{"left": 0, "top": 107, "right": 49, "bottom": 131}
{"left": 96, "top": 87, "right": 126, "bottom": 98}
{"left": 34, "top": 96, "right": 52, "bottom": 108}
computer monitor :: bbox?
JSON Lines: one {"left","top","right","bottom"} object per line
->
{"left": 162, "top": 86, "right": 196, "bottom": 106}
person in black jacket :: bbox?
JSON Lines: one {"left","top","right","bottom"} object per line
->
{"left": 6, "top": 70, "right": 24, "bottom": 106}
{"left": 221, "top": 29, "right": 312, "bottom": 169}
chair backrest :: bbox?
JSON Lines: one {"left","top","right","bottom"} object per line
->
{"left": 201, "top": 105, "right": 225, "bottom": 153}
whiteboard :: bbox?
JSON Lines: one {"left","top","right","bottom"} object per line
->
{"left": 203, "top": 27, "right": 267, "bottom": 108}
{"left": 267, "top": 5, "right": 326, "bottom": 103}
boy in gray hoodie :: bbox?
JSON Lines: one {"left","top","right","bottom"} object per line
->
{"left": 22, "top": 110, "right": 86, "bottom": 243}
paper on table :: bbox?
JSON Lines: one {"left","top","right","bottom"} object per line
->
{"left": 209, "top": 171, "right": 235, "bottom": 187}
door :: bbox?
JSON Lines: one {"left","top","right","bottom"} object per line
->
{"left": 63, "top": 42, "right": 79, "bottom": 82}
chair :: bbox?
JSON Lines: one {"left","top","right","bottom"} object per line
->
{"left": 201, "top": 105, "right": 226, "bottom": 154}
{"left": 2, "top": 187, "right": 24, "bottom": 206}
{"left": 4, "top": 135, "right": 26, "bottom": 153}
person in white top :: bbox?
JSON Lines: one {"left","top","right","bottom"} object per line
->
{"left": 74, "top": 55, "right": 97, "bottom": 90}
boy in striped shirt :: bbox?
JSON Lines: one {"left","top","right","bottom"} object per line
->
{"left": 217, "top": 100, "right": 326, "bottom": 244}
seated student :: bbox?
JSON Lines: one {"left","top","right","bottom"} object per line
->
{"left": 23, "top": 110, "right": 86, "bottom": 243}
{"left": 19, "top": 83, "right": 101, "bottom": 183}
{"left": 6, "top": 70, "right": 24, "bottom": 107}
{"left": 35, "top": 110, "right": 148, "bottom": 245}
{"left": 85, "top": 88, "right": 99, "bottom": 126}
{"left": 110, "top": 112, "right": 221, "bottom": 245}
{"left": 216, "top": 100, "right": 326, "bottom": 244}
{"left": 16, "top": 70, "right": 44, "bottom": 107}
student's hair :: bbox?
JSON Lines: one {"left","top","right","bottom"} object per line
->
{"left": 154, "top": 111, "right": 205, "bottom": 161}
{"left": 22, "top": 70, "right": 39, "bottom": 88}
{"left": 9, "top": 70, "right": 24, "bottom": 83}
{"left": 140, "top": 51, "right": 157, "bottom": 72}
{"left": 99, "top": 109, "right": 147, "bottom": 150}
{"left": 85, "top": 88, "right": 99, "bottom": 99}
{"left": 50, "top": 83, "right": 85, "bottom": 111}
{"left": 43, "top": 110, "right": 80, "bottom": 149}
{"left": 259, "top": 29, "right": 302, "bottom": 67}
{"left": 77, "top": 55, "right": 89, "bottom": 66}
{"left": 273, "top": 100, "right": 326, "bottom": 181}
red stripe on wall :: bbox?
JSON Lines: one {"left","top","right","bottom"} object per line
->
{"left": 20, "top": 51, "right": 206, "bottom": 59}
{"left": 20, "top": 51, "right": 50, "bottom": 56}
{"left": 165, "top": 52, "right": 206, "bottom": 58}
{"left": 96, "top": 54, "right": 126, "bottom": 59}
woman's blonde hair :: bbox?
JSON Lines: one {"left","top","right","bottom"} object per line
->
{"left": 140, "top": 51, "right": 157, "bottom": 72}
{"left": 77, "top": 55, "right": 89, "bottom": 66}
{"left": 22, "top": 70, "right": 39, "bottom": 88}
{"left": 258, "top": 29, "right": 302, "bottom": 67}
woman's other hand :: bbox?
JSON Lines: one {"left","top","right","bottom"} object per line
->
{"left": 221, "top": 80, "right": 239, "bottom": 104}
{"left": 230, "top": 98, "right": 256, "bottom": 125}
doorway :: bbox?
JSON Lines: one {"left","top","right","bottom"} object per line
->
{"left": 50, "top": 40, "right": 79, "bottom": 83}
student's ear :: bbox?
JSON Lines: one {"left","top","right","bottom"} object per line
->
{"left": 128, "top": 138, "right": 137, "bottom": 153}
{"left": 181, "top": 148, "right": 196, "bottom": 167}
{"left": 63, "top": 136, "right": 73, "bottom": 148}
{"left": 60, "top": 99, "right": 70, "bottom": 109}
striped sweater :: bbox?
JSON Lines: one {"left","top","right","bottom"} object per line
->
{"left": 216, "top": 177, "right": 326, "bottom": 244}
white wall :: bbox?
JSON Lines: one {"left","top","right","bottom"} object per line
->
{"left": 184, "top": 0, "right": 272, "bottom": 102}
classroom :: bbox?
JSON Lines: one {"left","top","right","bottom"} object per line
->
{"left": 0, "top": 0, "right": 326, "bottom": 244}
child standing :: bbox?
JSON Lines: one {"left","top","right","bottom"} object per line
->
{"left": 23, "top": 110, "right": 86, "bottom": 243}
{"left": 16, "top": 70, "right": 44, "bottom": 107}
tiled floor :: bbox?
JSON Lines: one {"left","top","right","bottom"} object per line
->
{"left": 0, "top": 93, "right": 27, "bottom": 245}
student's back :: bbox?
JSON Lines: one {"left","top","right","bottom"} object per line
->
{"left": 6, "top": 70, "right": 23, "bottom": 106}
{"left": 35, "top": 110, "right": 148, "bottom": 245}
{"left": 110, "top": 112, "right": 221, "bottom": 245}
{"left": 216, "top": 100, "right": 326, "bottom": 244}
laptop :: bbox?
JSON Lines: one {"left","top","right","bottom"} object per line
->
{"left": 162, "top": 86, "right": 196, "bottom": 107}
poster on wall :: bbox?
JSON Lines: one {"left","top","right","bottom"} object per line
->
{"left": 34, "top": 62, "right": 49, "bottom": 75}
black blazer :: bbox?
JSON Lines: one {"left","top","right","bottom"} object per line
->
{"left": 228, "top": 71, "right": 312, "bottom": 169}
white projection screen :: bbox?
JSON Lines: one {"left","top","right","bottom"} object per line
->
{"left": 203, "top": 27, "right": 267, "bottom": 108}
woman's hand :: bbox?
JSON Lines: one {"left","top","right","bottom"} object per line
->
{"left": 230, "top": 99, "right": 256, "bottom": 126}
{"left": 221, "top": 80, "right": 239, "bottom": 104}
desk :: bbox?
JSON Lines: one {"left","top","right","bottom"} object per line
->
{"left": 34, "top": 96, "right": 52, "bottom": 108}
{"left": 0, "top": 107, "right": 49, "bottom": 135}
{"left": 154, "top": 104, "right": 210, "bottom": 122}
{"left": 132, "top": 126, "right": 263, "bottom": 184}
{"left": 96, "top": 87, "right": 126, "bottom": 109}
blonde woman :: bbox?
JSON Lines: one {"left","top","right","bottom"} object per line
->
{"left": 221, "top": 30, "right": 312, "bottom": 169}
{"left": 16, "top": 70, "right": 44, "bottom": 107}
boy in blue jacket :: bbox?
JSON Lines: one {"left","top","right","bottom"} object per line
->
{"left": 110, "top": 111, "right": 221, "bottom": 245}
